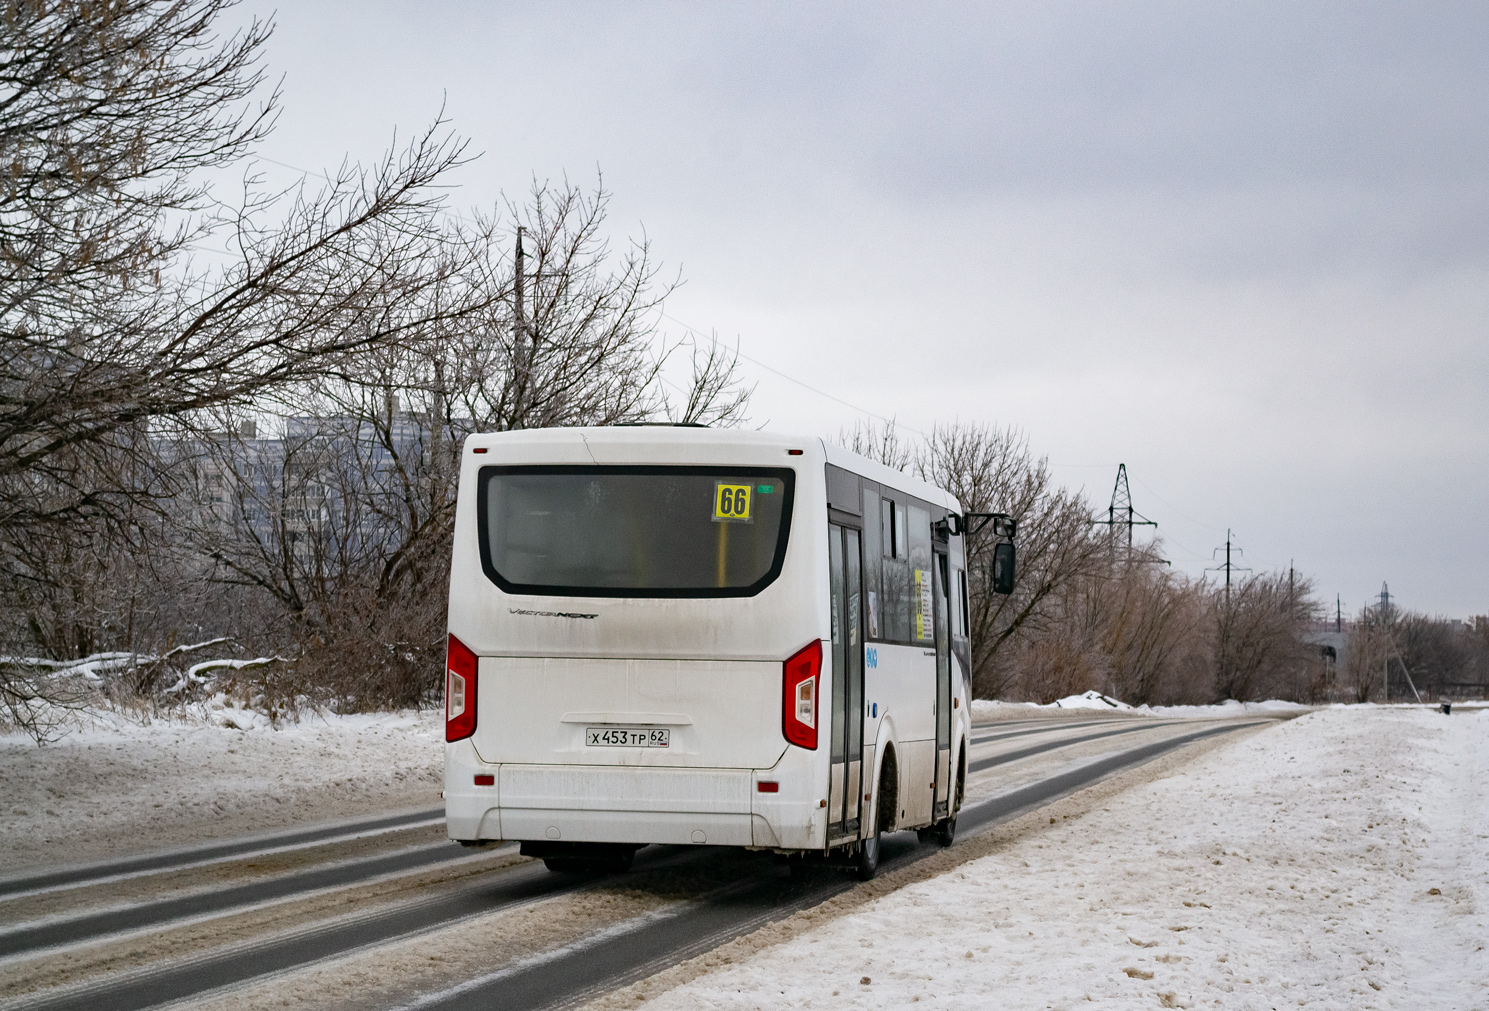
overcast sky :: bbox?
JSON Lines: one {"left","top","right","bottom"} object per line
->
{"left": 241, "top": 2, "right": 1487, "bottom": 616}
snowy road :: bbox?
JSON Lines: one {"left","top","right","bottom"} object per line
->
{"left": 0, "top": 712, "right": 1279, "bottom": 1010}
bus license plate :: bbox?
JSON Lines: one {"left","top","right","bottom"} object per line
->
{"left": 586, "top": 726, "right": 670, "bottom": 748}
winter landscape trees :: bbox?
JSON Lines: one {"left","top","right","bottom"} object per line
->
{"left": 843, "top": 420, "right": 1487, "bottom": 707}
{"left": 0, "top": 0, "right": 747, "bottom": 734}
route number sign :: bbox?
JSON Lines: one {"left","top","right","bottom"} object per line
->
{"left": 713, "top": 482, "right": 753, "bottom": 523}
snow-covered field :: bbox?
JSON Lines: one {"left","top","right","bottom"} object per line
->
{"left": 634, "top": 707, "right": 1489, "bottom": 1009}
{"left": 0, "top": 703, "right": 442, "bottom": 874}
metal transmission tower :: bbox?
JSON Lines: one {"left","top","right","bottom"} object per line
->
{"left": 1092, "top": 464, "right": 1158, "bottom": 555}
{"left": 1207, "top": 529, "right": 1252, "bottom": 603}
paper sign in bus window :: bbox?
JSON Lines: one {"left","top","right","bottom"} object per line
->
{"left": 914, "top": 568, "right": 933, "bottom": 640}
{"left": 713, "top": 482, "right": 753, "bottom": 523}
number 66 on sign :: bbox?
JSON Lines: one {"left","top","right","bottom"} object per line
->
{"left": 713, "top": 482, "right": 753, "bottom": 522}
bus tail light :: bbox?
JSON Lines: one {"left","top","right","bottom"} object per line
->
{"left": 446, "top": 634, "right": 477, "bottom": 742}
{"left": 782, "top": 640, "right": 821, "bottom": 750}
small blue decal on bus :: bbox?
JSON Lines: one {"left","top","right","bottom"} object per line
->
{"left": 866, "top": 646, "right": 878, "bottom": 669}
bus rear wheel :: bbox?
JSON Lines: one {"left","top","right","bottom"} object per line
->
{"left": 523, "top": 841, "right": 636, "bottom": 874}
{"left": 855, "top": 826, "right": 881, "bottom": 881}
{"left": 542, "top": 849, "right": 633, "bottom": 874}
{"left": 857, "top": 762, "right": 894, "bottom": 881}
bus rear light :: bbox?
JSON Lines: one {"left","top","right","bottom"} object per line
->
{"left": 446, "top": 634, "right": 478, "bottom": 742}
{"left": 757, "top": 781, "right": 779, "bottom": 793}
{"left": 782, "top": 640, "right": 821, "bottom": 750}
{"left": 473, "top": 774, "right": 494, "bottom": 786}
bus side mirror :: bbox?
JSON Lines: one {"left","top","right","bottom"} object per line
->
{"left": 992, "top": 542, "right": 1016, "bottom": 594}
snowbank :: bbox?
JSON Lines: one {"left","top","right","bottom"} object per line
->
{"left": 972, "top": 693, "right": 1311, "bottom": 720}
{"left": 968, "top": 699, "right": 1041, "bottom": 719}
{"left": 1051, "top": 689, "right": 1133, "bottom": 710}
{"left": 0, "top": 707, "right": 442, "bottom": 874}
{"left": 637, "top": 707, "right": 1488, "bottom": 1008}
{"left": 1143, "top": 698, "right": 1312, "bottom": 717}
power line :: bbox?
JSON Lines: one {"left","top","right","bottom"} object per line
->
{"left": 657, "top": 311, "right": 928, "bottom": 438}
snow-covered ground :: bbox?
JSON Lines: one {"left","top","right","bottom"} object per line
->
{"left": 634, "top": 707, "right": 1488, "bottom": 1009}
{"left": 0, "top": 704, "right": 442, "bottom": 874}
{"left": 970, "top": 693, "right": 1313, "bottom": 719}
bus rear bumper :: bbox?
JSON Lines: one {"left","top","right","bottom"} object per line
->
{"left": 445, "top": 750, "right": 822, "bottom": 850}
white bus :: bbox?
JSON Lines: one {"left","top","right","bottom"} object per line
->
{"left": 443, "top": 426, "right": 984, "bottom": 879}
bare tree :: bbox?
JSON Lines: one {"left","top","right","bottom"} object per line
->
{"left": 1395, "top": 614, "right": 1489, "bottom": 700}
{"left": 1, "top": 3, "right": 757, "bottom": 729}
{"left": 834, "top": 421, "right": 1333, "bottom": 707}
{"left": 0, "top": 1, "right": 502, "bottom": 615}
{"left": 1210, "top": 571, "right": 1320, "bottom": 702}
{"left": 914, "top": 422, "right": 1105, "bottom": 699}
{"left": 839, "top": 418, "right": 914, "bottom": 471}
{"left": 667, "top": 333, "right": 753, "bottom": 427}
{"left": 183, "top": 182, "right": 753, "bottom": 710}
{"left": 1085, "top": 550, "right": 1207, "bottom": 705}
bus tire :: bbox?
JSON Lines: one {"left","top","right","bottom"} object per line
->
{"left": 857, "top": 762, "right": 894, "bottom": 881}
{"left": 537, "top": 844, "right": 635, "bottom": 875}
{"left": 855, "top": 825, "right": 881, "bottom": 881}
{"left": 543, "top": 850, "right": 633, "bottom": 874}
{"left": 930, "top": 752, "right": 964, "bottom": 847}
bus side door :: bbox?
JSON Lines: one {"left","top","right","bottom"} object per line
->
{"left": 827, "top": 523, "right": 865, "bottom": 844}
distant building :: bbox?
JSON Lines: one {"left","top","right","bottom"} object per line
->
{"left": 1305, "top": 628, "right": 1350, "bottom": 690}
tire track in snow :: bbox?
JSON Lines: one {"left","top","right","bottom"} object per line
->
{"left": 0, "top": 841, "right": 486, "bottom": 961}
{"left": 968, "top": 720, "right": 1181, "bottom": 774}
{"left": 0, "top": 807, "right": 444, "bottom": 900}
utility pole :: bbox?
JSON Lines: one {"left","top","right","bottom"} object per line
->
{"left": 1091, "top": 464, "right": 1157, "bottom": 556}
{"left": 511, "top": 226, "right": 529, "bottom": 426}
{"left": 1207, "top": 529, "right": 1251, "bottom": 604}
{"left": 1336, "top": 594, "right": 1342, "bottom": 633}
{"left": 514, "top": 225, "right": 526, "bottom": 338}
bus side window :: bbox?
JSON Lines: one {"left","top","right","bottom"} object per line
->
{"left": 881, "top": 496, "right": 910, "bottom": 641}
{"left": 863, "top": 487, "right": 882, "bottom": 640}
{"left": 958, "top": 569, "right": 970, "bottom": 636}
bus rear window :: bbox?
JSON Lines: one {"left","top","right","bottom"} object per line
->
{"left": 477, "top": 466, "right": 795, "bottom": 597}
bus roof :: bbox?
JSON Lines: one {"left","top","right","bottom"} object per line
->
{"left": 462, "top": 427, "right": 962, "bottom": 514}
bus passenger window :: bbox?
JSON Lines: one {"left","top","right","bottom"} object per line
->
{"left": 884, "top": 554, "right": 910, "bottom": 641}
{"left": 863, "top": 489, "right": 882, "bottom": 639}
{"left": 881, "top": 499, "right": 896, "bottom": 558}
